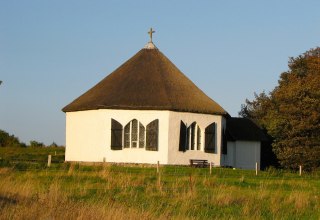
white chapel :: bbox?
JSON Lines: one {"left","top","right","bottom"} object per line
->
{"left": 62, "top": 29, "right": 266, "bottom": 169}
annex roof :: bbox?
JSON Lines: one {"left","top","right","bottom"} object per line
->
{"left": 226, "top": 117, "right": 268, "bottom": 142}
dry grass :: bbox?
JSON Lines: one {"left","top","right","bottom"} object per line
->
{"left": 0, "top": 166, "right": 319, "bottom": 220}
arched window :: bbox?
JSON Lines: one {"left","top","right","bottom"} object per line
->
{"left": 189, "top": 122, "right": 201, "bottom": 151}
{"left": 146, "top": 119, "right": 159, "bottom": 151}
{"left": 111, "top": 119, "right": 123, "bottom": 150}
{"left": 205, "top": 123, "right": 216, "bottom": 153}
{"left": 179, "top": 121, "right": 201, "bottom": 151}
{"left": 139, "top": 122, "right": 145, "bottom": 148}
{"left": 124, "top": 119, "right": 146, "bottom": 148}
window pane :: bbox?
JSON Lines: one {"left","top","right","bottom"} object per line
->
{"left": 190, "top": 122, "right": 196, "bottom": 150}
{"left": 124, "top": 123, "right": 130, "bottom": 148}
{"left": 131, "top": 119, "right": 138, "bottom": 142}
{"left": 186, "top": 126, "right": 191, "bottom": 150}
{"left": 197, "top": 125, "right": 201, "bottom": 150}
{"left": 139, "top": 122, "right": 145, "bottom": 148}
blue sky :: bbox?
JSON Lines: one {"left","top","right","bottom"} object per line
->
{"left": 1, "top": 1, "right": 319, "bottom": 145}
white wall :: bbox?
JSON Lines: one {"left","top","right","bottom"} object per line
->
{"left": 224, "top": 141, "right": 236, "bottom": 167}
{"left": 65, "top": 111, "right": 107, "bottom": 162}
{"left": 65, "top": 109, "right": 226, "bottom": 165}
{"left": 167, "top": 112, "right": 225, "bottom": 166}
{"left": 65, "top": 109, "right": 170, "bottom": 164}
{"left": 105, "top": 110, "right": 170, "bottom": 164}
{"left": 225, "top": 141, "right": 261, "bottom": 170}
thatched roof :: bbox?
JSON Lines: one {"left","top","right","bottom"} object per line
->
{"left": 226, "top": 118, "right": 268, "bottom": 141}
{"left": 62, "top": 44, "right": 228, "bottom": 115}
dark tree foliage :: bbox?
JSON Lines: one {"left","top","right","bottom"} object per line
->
{"left": 0, "top": 129, "right": 24, "bottom": 147}
{"left": 29, "top": 140, "right": 45, "bottom": 148}
{"left": 240, "top": 47, "right": 320, "bottom": 170}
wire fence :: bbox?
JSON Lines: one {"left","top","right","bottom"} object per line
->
{"left": 1, "top": 155, "right": 318, "bottom": 180}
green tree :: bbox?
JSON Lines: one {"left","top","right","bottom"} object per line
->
{"left": 49, "top": 142, "right": 58, "bottom": 147}
{"left": 0, "top": 129, "right": 23, "bottom": 147}
{"left": 240, "top": 47, "right": 320, "bottom": 170}
{"left": 29, "top": 140, "right": 44, "bottom": 148}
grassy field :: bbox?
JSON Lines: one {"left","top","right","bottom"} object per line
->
{"left": 0, "top": 147, "right": 319, "bottom": 219}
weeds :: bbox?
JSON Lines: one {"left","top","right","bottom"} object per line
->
{"left": 0, "top": 165, "right": 319, "bottom": 220}
{"left": 0, "top": 147, "right": 319, "bottom": 219}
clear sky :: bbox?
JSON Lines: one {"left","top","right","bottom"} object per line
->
{"left": 1, "top": 1, "right": 319, "bottom": 146}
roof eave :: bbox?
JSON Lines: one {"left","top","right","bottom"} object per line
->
{"left": 62, "top": 105, "right": 228, "bottom": 116}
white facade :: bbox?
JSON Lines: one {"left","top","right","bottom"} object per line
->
{"left": 65, "top": 109, "right": 225, "bottom": 165}
{"left": 223, "top": 141, "right": 261, "bottom": 170}
{"left": 167, "top": 111, "right": 225, "bottom": 165}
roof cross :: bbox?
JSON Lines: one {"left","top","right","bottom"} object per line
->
{"left": 148, "top": 28, "right": 155, "bottom": 43}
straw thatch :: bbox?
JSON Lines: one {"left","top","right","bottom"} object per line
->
{"left": 62, "top": 46, "right": 228, "bottom": 115}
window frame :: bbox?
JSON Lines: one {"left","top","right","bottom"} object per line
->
{"left": 179, "top": 121, "right": 202, "bottom": 152}
{"left": 123, "top": 119, "right": 146, "bottom": 149}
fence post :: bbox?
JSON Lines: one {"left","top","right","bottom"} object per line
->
{"left": 299, "top": 165, "right": 302, "bottom": 176}
{"left": 157, "top": 161, "right": 160, "bottom": 174}
{"left": 255, "top": 162, "right": 258, "bottom": 176}
{"left": 47, "top": 155, "right": 52, "bottom": 167}
{"left": 158, "top": 173, "right": 161, "bottom": 189}
{"left": 209, "top": 162, "right": 212, "bottom": 175}
{"left": 189, "top": 174, "right": 193, "bottom": 192}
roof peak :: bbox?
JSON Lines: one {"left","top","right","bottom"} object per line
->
{"left": 144, "top": 28, "right": 157, "bottom": 49}
{"left": 143, "top": 42, "right": 157, "bottom": 50}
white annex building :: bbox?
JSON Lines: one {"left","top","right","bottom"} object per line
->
{"left": 62, "top": 29, "right": 267, "bottom": 170}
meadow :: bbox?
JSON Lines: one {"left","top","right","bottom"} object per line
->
{"left": 0, "top": 147, "right": 319, "bottom": 220}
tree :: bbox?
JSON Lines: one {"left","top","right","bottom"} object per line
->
{"left": 0, "top": 129, "right": 24, "bottom": 147}
{"left": 29, "top": 140, "right": 44, "bottom": 148}
{"left": 49, "top": 142, "right": 58, "bottom": 147}
{"left": 240, "top": 47, "right": 320, "bottom": 170}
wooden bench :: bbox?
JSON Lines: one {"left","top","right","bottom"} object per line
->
{"left": 190, "top": 159, "right": 209, "bottom": 168}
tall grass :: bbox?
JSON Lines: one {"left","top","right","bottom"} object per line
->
{"left": 0, "top": 164, "right": 319, "bottom": 220}
{"left": 0, "top": 147, "right": 319, "bottom": 219}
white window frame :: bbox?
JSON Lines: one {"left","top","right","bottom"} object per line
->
{"left": 187, "top": 123, "right": 202, "bottom": 151}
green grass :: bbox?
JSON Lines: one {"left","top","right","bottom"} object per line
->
{"left": 0, "top": 146, "right": 65, "bottom": 169}
{"left": 0, "top": 147, "right": 319, "bottom": 219}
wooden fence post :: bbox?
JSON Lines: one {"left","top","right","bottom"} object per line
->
{"left": 189, "top": 174, "right": 193, "bottom": 192}
{"left": 299, "top": 165, "right": 302, "bottom": 176}
{"left": 209, "top": 162, "right": 212, "bottom": 175}
{"left": 47, "top": 155, "right": 52, "bottom": 167}
{"left": 157, "top": 161, "right": 160, "bottom": 174}
{"left": 157, "top": 161, "right": 161, "bottom": 191}
{"left": 255, "top": 162, "right": 258, "bottom": 176}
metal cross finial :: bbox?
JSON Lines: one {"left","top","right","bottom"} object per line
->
{"left": 148, "top": 28, "right": 155, "bottom": 42}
